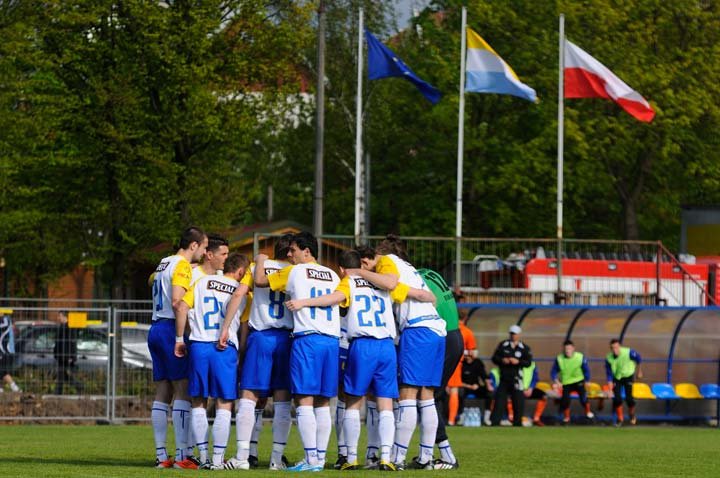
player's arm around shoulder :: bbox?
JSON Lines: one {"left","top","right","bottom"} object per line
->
{"left": 404, "top": 285, "right": 437, "bottom": 305}
{"left": 286, "top": 291, "right": 345, "bottom": 311}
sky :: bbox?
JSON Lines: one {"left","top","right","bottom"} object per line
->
{"left": 396, "top": 0, "right": 433, "bottom": 29}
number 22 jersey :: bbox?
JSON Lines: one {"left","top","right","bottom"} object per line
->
{"left": 182, "top": 274, "right": 245, "bottom": 348}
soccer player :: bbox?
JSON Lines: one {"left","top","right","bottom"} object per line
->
{"left": 606, "top": 339, "right": 642, "bottom": 426}
{"left": 490, "top": 324, "right": 532, "bottom": 427}
{"left": 551, "top": 340, "right": 594, "bottom": 424}
{"left": 148, "top": 226, "right": 207, "bottom": 469}
{"left": 287, "top": 249, "right": 436, "bottom": 471}
{"left": 347, "top": 235, "right": 447, "bottom": 470}
{"left": 191, "top": 234, "right": 230, "bottom": 282}
{"left": 218, "top": 233, "right": 295, "bottom": 470}
{"left": 254, "top": 231, "right": 340, "bottom": 472}
{"left": 173, "top": 252, "right": 249, "bottom": 469}
{"left": 417, "top": 268, "right": 463, "bottom": 470}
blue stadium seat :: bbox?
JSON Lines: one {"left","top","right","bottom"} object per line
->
{"left": 651, "top": 383, "right": 680, "bottom": 399}
{"left": 700, "top": 384, "right": 720, "bottom": 399}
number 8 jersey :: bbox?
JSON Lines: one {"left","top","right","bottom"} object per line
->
{"left": 243, "top": 260, "right": 293, "bottom": 331}
{"left": 182, "top": 274, "right": 245, "bottom": 347}
{"left": 337, "top": 275, "right": 397, "bottom": 340}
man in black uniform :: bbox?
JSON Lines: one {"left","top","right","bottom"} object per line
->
{"left": 490, "top": 325, "right": 532, "bottom": 427}
{"left": 54, "top": 311, "right": 83, "bottom": 394}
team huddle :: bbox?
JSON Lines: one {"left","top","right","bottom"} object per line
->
{"left": 148, "top": 228, "right": 460, "bottom": 471}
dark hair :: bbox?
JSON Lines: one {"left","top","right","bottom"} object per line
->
{"left": 274, "top": 233, "right": 294, "bottom": 259}
{"left": 292, "top": 231, "right": 318, "bottom": 259}
{"left": 355, "top": 245, "right": 376, "bottom": 260}
{"left": 375, "top": 234, "right": 408, "bottom": 261}
{"left": 610, "top": 339, "right": 621, "bottom": 345}
{"left": 563, "top": 340, "right": 574, "bottom": 346}
{"left": 206, "top": 234, "right": 229, "bottom": 253}
{"left": 224, "top": 252, "right": 249, "bottom": 274}
{"left": 339, "top": 250, "right": 362, "bottom": 269}
{"left": 179, "top": 226, "right": 206, "bottom": 249}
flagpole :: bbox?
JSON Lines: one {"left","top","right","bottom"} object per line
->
{"left": 556, "top": 14, "right": 565, "bottom": 301}
{"left": 354, "top": 8, "right": 364, "bottom": 245}
{"left": 455, "top": 6, "right": 467, "bottom": 290}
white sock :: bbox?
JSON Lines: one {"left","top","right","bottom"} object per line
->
{"left": 250, "top": 408, "right": 263, "bottom": 457}
{"left": 418, "top": 399, "right": 437, "bottom": 463}
{"left": 392, "top": 399, "right": 416, "bottom": 464}
{"left": 271, "top": 401, "right": 292, "bottom": 465}
{"left": 379, "top": 410, "right": 395, "bottom": 464}
{"left": 342, "top": 409, "right": 361, "bottom": 464}
{"left": 315, "top": 406, "right": 332, "bottom": 464}
{"left": 235, "top": 398, "right": 255, "bottom": 461}
{"left": 335, "top": 400, "right": 347, "bottom": 457}
{"left": 172, "top": 400, "right": 192, "bottom": 461}
{"left": 191, "top": 407, "right": 209, "bottom": 463}
{"left": 296, "top": 405, "right": 318, "bottom": 465}
{"left": 151, "top": 401, "right": 170, "bottom": 461}
{"left": 438, "top": 439, "right": 456, "bottom": 464}
{"left": 365, "top": 401, "right": 379, "bottom": 460}
{"left": 212, "top": 409, "right": 232, "bottom": 466}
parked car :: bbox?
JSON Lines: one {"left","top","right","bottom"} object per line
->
{"left": 13, "top": 323, "right": 152, "bottom": 371}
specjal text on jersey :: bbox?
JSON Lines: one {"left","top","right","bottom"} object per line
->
{"left": 207, "top": 280, "right": 236, "bottom": 295}
{"left": 353, "top": 277, "right": 372, "bottom": 288}
{"left": 155, "top": 261, "right": 170, "bottom": 272}
{"left": 306, "top": 268, "right": 333, "bottom": 282}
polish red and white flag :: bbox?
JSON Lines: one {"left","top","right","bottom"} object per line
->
{"left": 564, "top": 40, "right": 655, "bottom": 122}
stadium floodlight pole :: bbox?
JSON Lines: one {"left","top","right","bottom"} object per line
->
{"left": 313, "top": 0, "right": 326, "bottom": 241}
{"left": 556, "top": 14, "right": 565, "bottom": 300}
{"left": 354, "top": 8, "right": 364, "bottom": 245}
{"left": 455, "top": 6, "right": 467, "bottom": 289}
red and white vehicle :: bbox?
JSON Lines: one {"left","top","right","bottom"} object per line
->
{"left": 468, "top": 254, "right": 714, "bottom": 306}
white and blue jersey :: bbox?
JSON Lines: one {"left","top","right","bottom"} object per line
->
{"left": 183, "top": 274, "right": 243, "bottom": 400}
{"left": 336, "top": 275, "right": 398, "bottom": 398}
{"left": 382, "top": 255, "right": 446, "bottom": 388}
{"left": 148, "top": 254, "right": 192, "bottom": 381}
{"left": 268, "top": 262, "right": 341, "bottom": 397}
{"left": 240, "top": 260, "right": 294, "bottom": 394}
{"left": 384, "top": 254, "right": 446, "bottom": 336}
{"left": 246, "top": 260, "right": 293, "bottom": 331}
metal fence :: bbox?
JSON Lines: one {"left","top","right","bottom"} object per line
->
{"left": 0, "top": 306, "right": 155, "bottom": 422}
{"left": 251, "top": 233, "right": 714, "bottom": 307}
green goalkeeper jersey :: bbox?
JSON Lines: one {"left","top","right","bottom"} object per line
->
{"left": 418, "top": 268, "right": 459, "bottom": 332}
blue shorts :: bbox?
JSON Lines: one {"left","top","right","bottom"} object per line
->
{"left": 344, "top": 337, "right": 398, "bottom": 399}
{"left": 398, "top": 327, "right": 445, "bottom": 387}
{"left": 188, "top": 341, "right": 238, "bottom": 401}
{"left": 148, "top": 319, "right": 188, "bottom": 382}
{"left": 338, "top": 344, "right": 349, "bottom": 390}
{"left": 290, "top": 334, "right": 339, "bottom": 398}
{"left": 240, "top": 328, "right": 292, "bottom": 393}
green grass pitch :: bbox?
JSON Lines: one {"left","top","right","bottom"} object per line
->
{"left": 0, "top": 424, "right": 718, "bottom": 477}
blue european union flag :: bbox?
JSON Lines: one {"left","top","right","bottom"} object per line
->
{"left": 365, "top": 30, "right": 441, "bottom": 104}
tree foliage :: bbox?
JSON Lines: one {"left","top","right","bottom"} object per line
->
{"left": 1, "top": 0, "right": 719, "bottom": 296}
